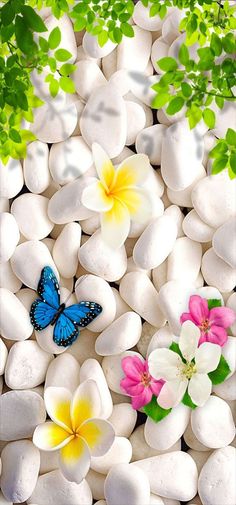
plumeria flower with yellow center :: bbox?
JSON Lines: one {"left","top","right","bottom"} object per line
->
{"left": 81, "top": 143, "right": 152, "bottom": 249}
{"left": 148, "top": 321, "right": 222, "bottom": 409}
{"left": 33, "top": 379, "right": 115, "bottom": 483}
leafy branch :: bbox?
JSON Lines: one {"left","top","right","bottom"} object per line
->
{"left": 209, "top": 128, "right": 236, "bottom": 179}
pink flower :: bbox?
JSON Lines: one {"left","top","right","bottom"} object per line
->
{"left": 120, "top": 356, "right": 164, "bottom": 410}
{"left": 180, "top": 295, "right": 236, "bottom": 347}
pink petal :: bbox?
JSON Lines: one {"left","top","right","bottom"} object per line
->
{"left": 189, "top": 295, "right": 209, "bottom": 324}
{"left": 209, "top": 307, "right": 236, "bottom": 328}
{"left": 120, "top": 377, "right": 144, "bottom": 396}
{"left": 207, "top": 325, "right": 228, "bottom": 347}
{"left": 180, "top": 312, "right": 197, "bottom": 325}
{"left": 198, "top": 331, "right": 207, "bottom": 345}
{"left": 150, "top": 379, "right": 164, "bottom": 397}
{"left": 131, "top": 388, "right": 152, "bottom": 409}
{"left": 121, "top": 356, "right": 144, "bottom": 381}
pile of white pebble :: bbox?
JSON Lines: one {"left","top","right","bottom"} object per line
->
{"left": 0, "top": 2, "right": 236, "bottom": 505}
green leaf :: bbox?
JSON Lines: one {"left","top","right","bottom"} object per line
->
{"left": 120, "top": 23, "right": 134, "bottom": 37}
{"left": 59, "top": 76, "right": 75, "bottom": 93}
{"left": 48, "top": 57, "right": 57, "bottom": 72}
{"left": 74, "top": 16, "right": 87, "bottom": 32}
{"left": 230, "top": 153, "right": 236, "bottom": 174}
{"left": 215, "top": 96, "right": 224, "bottom": 109}
{"left": 182, "top": 391, "right": 197, "bottom": 409}
{"left": 169, "top": 342, "right": 183, "bottom": 359}
{"left": 49, "top": 79, "right": 59, "bottom": 98}
{"left": 150, "top": 4, "right": 160, "bottom": 17}
{"left": 17, "top": 92, "right": 28, "bottom": 111}
{"left": 143, "top": 396, "right": 172, "bottom": 423}
{"left": 211, "top": 156, "right": 229, "bottom": 174}
{"left": 9, "top": 129, "right": 21, "bottom": 143}
{"left": 59, "top": 63, "right": 76, "bottom": 76}
{"left": 208, "top": 355, "right": 231, "bottom": 385}
{"left": 197, "top": 47, "right": 214, "bottom": 62}
{"left": 1, "top": 3, "right": 15, "bottom": 25}
{"left": 166, "top": 96, "right": 184, "bottom": 115}
{"left": 207, "top": 299, "right": 222, "bottom": 310}
{"left": 203, "top": 108, "right": 215, "bottom": 129}
{"left": 39, "top": 36, "right": 49, "bottom": 52}
{"left": 113, "top": 27, "right": 122, "bottom": 44}
{"left": 48, "top": 27, "right": 61, "bottom": 49}
{"left": 15, "top": 16, "right": 37, "bottom": 54}
{"left": 158, "top": 57, "right": 178, "bottom": 72}
{"left": 98, "top": 30, "right": 109, "bottom": 47}
{"left": 188, "top": 106, "right": 202, "bottom": 129}
{"left": 209, "top": 141, "right": 228, "bottom": 158}
{"left": 20, "top": 130, "right": 36, "bottom": 142}
{"left": 181, "top": 82, "right": 192, "bottom": 98}
{"left": 21, "top": 6, "right": 47, "bottom": 32}
{"left": 151, "top": 93, "right": 170, "bottom": 109}
{"left": 179, "top": 44, "right": 189, "bottom": 66}
{"left": 226, "top": 128, "right": 236, "bottom": 146}
{"left": 210, "top": 33, "right": 222, "bottom": 57}
{"left": 55, "top": 49, "right": 72, "bottom": 62}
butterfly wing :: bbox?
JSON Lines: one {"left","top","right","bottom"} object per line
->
{"left": 30, "top": 299, "right": 57, "bottom": 331}
{"left": 63, "top": 301, "right": 102, "bottom": 328}
{"left": 37, "top": 266, "right": 60, "bottom": 309}
{"left": 53, "top": 313, "right": 79, "bottom": 347}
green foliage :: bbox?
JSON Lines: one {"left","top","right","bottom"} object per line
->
{"left": 207, "top": 299, "right": 222, "bottom": 310}
{"left": 208, "top": 355, "right": 231, "bottom": 385}
{"left": 70, "top": 0, "right": 135, "bottom": 46}
{"left": 209, "top": 129, "right": 236, "bottom": 179}
{"left": 182, "top": 391, "right": 197, "bottom": 409}
{"left": 143, "top": 395, "right": 172, "bottom": 422}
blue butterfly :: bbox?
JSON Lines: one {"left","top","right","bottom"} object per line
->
{"left": 30, "top": 266, "right": 102, "bottom": 347}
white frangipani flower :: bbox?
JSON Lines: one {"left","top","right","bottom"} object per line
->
{"left": 148, "top": 321, "right": 221, "bottom": 409}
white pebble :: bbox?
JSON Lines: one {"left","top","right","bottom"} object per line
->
{"left": 202, "top": 248, "right": 236, "bottom": 293}
{"left": 151, "top": 38, "right": 169, "bottom": 73}
{"left": 0, "top": 338, "right": 8, "bottom": 375}
{"left": 83, "top": 32, "right": 117, "bottom": 58}
{"left": 0, "top": 288, "right": 32, "bottom": 341}
{"left": 183, "top": 210, "right": 215, "bottom": 243}
{"left": 0, "top": 440, "right": 40, "bottom": 502}
{"left": 72, "top": 60, "right": 107, "bottom": 101}
{"left": 136, "top": 125, "right": 167, "bottom": 165}
{"left": 133, "top": 1, "right": 164, "bottom": 31}
{"left": 0, "top": 159, "right": 23, "bottom": 199}
{"left": 125, "top": 101, "right": 146, "bottom": 146}
{"left": 187, "top": 449, "right": 212, "bottom": 474}
{"left": 45, "top": 353, "right": 80, "bottom": 392}
{"left": 53, "top": 222, "right": 81, "bottom": 278}
{"left": 212, "top": 217, "right": 236, "bottom": 268}
{"left": 102, "top": 48, "right": 117, "bottom": 80}
{"left": 117, "top": 26, "right": 152, "bottom": 72}
{"left": 67, "top": 329, "right": 102, "bottom": 365}
{"left": 95, "top": 312, "right": 142, "bottom": 356}
{"left": 167, "top": 237, "right": 202, "bottom": 283}
{"left": 191, "top": 396, "right": 235, "bottom": 449}
{"left": 48, "top": 176, "right": 95, "bottom": 224}
{"left": 147, "top": 325, "right": 176, "bottom": 357}
{"left": 102, "top": 350, "right": 141, "bottom": 394}
{"left": 226, "top": 292, "right": 236, "bottom": 336}
{"left": 213, "top": 372, "right": 236, "bottom": 401}
{"left": 167, "top": 165, "right": 206, "bottom": 208}
{"left": 0, "top": 261, "right": 22, "bottom": 293}
{"left": 86, "top": 469, "right": 105, "bottom": 501}
{"left": 5, "top": 341, "right": 53, "bottom": 389}
{"left": 0, "top": 213, "right": 20, "bottom": 263}
{"left": 108, "top": 404, "right": 137, "bottom": 438}
{"left": 23, "top": 141, "right": 50, "bottom": 194}
{"left": 91, "top": 437, "right": 132, "bottom": 475}
{"left": 29, "top": 469, "right": 92, "bottom": 505}
{"left": 158, "top": 281, "right": 196, "bottom": 334}
{"left": 120, "top": 272, "right": 166, "bottom": 327}
{"left": 49, "top": 136, "right": 93, "bottom": 185}
{"left": 104, "top": 463, "right": 150, "bottom": 505}
{"left": 11, "top": 194, "right": 53, "bottom": 240}
{"left": 198, "top": 446, "right": 236, "bottom": 505}
{"left": 0, "top": 390, "right": 46, "bottom": 441}
{"left": 144, "top": 404, "right": 190, "bottom": 451}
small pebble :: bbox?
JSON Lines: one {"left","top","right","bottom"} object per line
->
{"left": 0, "top": 390, "right": 46, "bottom": 441}
{"left": 191, "top": 396, "right": 235, "bottom": 448}
{"left": 5, "top": 341, "right": 53, "bottom": 389}
{"left": 0, "top": 213, "right": 20, "bottom": 263}
{"left": 29, "top": 469, "right": 92, "bottom": 505}
{"left": 198, "top": 446, "right": 236, "bottom": 505}
{"left": 104, "top": 463, "right": 150, "bottom": 505}
{"left": 95, "top": 312, "right": 142, "bottom": 356}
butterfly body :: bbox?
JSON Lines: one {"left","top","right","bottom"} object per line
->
{"left": 30, "top": 267, "right": 102, "bottom": 347}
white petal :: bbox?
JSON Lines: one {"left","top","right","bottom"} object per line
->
{"left": 157, "top": 379, "right": 188, "bottom": 409}
{"left": 44, "top": 387, "right": 73, "bottom": 432}
{"left": 100, "top": 199, "right": 130, "bottom": 249}
{"left": 195, "top": 342, "right": 221, "bottom": 373}
{"left": 33, "top": 422, "right": 73, "bottom": 451}
{"left": 81, "top": 181, "right": 113, "bottom": 212}
{"left": 92, "top": 143, "right": 115, "bottom": 189}
{"left": 148, "top": 348, "right": 183, "bottom": 381}
{"left": 71, "top": 379, "right": 101, "bottom": 432}
{"left": 79, "top": 418, "right": 115, "bottom": 457}
{"left": 179, "top": 321, "right": 200, "bottom": 362}
{"left": 188, "top": 373, "right": 212, "bottom": 406}
{"left": 116, "top": 153, "right": 151, "bottom": 186}
{"left": 59, "top": 436, "right": 91, "bottom": 484}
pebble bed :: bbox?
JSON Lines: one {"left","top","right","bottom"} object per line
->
{"left": 0, "top": 2, "right": 236, "bottom": 505}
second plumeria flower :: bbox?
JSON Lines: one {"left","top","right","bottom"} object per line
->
{"left": 33, "top": 379, "right": 115, "bottom": 483}
{"left": 81, "top": 143, "right": 152, "bottom": 248}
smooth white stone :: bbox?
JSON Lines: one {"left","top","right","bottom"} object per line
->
{"left": 91, "top": 437, "right": 132, "bottom": 475}
{"left": 49, "top": 136, "right": 93, "bottom": 185}
{"left": 213, "top": 217, "right": 236, "bottom": 268}
{"left": 144, "top": 404, "right": 190, "bottom": 451}
{"left": 197, "top": 286, "right": 224, "bottom": 304}
{"left": 23, "top": 141, "right": 50, "bottom": 194}
{"left": 11, "top": 241, "right": 59, "bottom": 290}
{"left": 45, "top": 14, "right": 77, "bottom": 63}
{"left": 133, "top": 451, "right": 198, "bottom": 500}
{"left": 137, "top": 322, "right": 157, "bottom": 357}
{"left": 167, "top": 237, "right": 202, "bottom": 283}
{"left": 86, "top": 469, "right": 105, "bottom": 500}
{"left": 198, "top": 446, "right": 236, "bottom": 505}
{"left": 145, "top": 169, "right": 165, "bottom": 198}
{"left": 109, "top": 69, "right": 132, "bottom": 96}
{"left": 83, "top": 32, "right": 117, "bottom": 58}
{"left": 0, "top": 288, "right": 33, "bottom": 341}
{"left": 11, "top": 194, "right": 53, "bottom": 240}
{"left": 80, "top": 84, "right": 127, "bottom": 158}
{"left": 146, "top": 325, "right": 176, "bottom": 357}
{"left": 75, "top": 44, "right": 101, "bottom": 66}
{"left": 79, "top": 231, "right": 127, "bottom": 282}
{"left": 151, "top": 38, "right": 169, "bottom": 73}
{"left": 0, "top": 390, "right": 46, "bottom": 441}
{"left": 48, "top": 176, "right": 95, "bottom": 224}
{"left": 81, "top": 214, "right": 100, "bottom": 236}
{"left": 128, "top": 74, "right": 158, "bottom": 108}
{"left": 108, "top": 404, "right": 137, "bottom": 438}
{"left": 158, "top": 281, "right": 196, "bottom": 334}
{"left": 75, "top": 274, "right": 116, "bottom": 332}
{"left": 164, "top": 205, "right": 184, "bottom": 238}
{"left": 66, "top": 329, "right": 102, "bottom": 365}
{"left": 133, "top": 1, "right": 164, "bottom": 30}
{"left": 111, "top": 287, "right": 131, "bottom": 320}
{"left": 0, "top": 338, "right": 8, "bottom": 375}
{"left": 45, "top": 353, "right": 80, "bottom": 392}
{"left": 95, "top": 312, "right": 142, "bottom": 356}
{"left": 72, "top": 60, "right": 107, "bottom": 101}
{"left": 161, "top": 120, "right": 204, "bottom": 190}
{"left": 202, "top": 248, "right": 236, "bottom": 293}
{"left": 80, "top": 358, "right": 113, "bottom": 419}
{"left": 192, "top": 171, "right": 236, "bottom": 228}
{"left": 0, "top": 440, "right": 40, "bottom": 502}
{"left": 52, "top": 222, "right": 81, "bottom": 278}
{"left": 102, "top": 48, "right": 117, "bottom": 80}
{"left": 15, "top": 288, "right": 37, "bottom": 312}
{"left": 104, "top": 463, "right": 150, "bottom": 505}
{"left": 133, "top": 215, "right": 177, "bottom": 270}
{"left": 102, "top": 351, "right": 141, "bottom": 394}
{"left": 120, "top": 257, "right": 151, "bottom": 283}
{"left": 187, "top": 449, "right": 212, "bottom": 474}
{"left": 191, "top": 396, "right": 235, "bottom": 448}
{"left": 5, "top": 341, "right": 53, "bottom": 389}
{"left": 0, "top": 491, "right": 12, "bottom": 504}
{"left": 162, "top": 9, "right": 184, "bottom": 45}
{"left": 168, "top": 32, "right": 198, "bottom": 66}
{"left": 29, "top": 469, "right": 92, "bottom": 505}
{"left": 213, "top": 373, "right": 236, "bottom": 401}
{"left": 0, "top": 198, "right": 9, "bottom": 213}
{"left": 149, "top": 495, "right": 165, "bottom": 505}
{"left": 226, "top": 293, "right": 236, "bottom": 336}
{"left": 120, "top": 272, "right": 166, "bottom": 327}
{"left": 184, "top": 422, "right": 212, "bottom": 452}
{"left": 152, "top": 260, "right": 167, "bottom": 292}
{"left": 128, "top": 195, "right": 164, "bottom": 239}
{"left": 183, "top": 210, "right": 215, "bottom": 243}
{"left": 212, "top": 101, "right": 236, "bottom": 138}
{"left": 0, "top": 159, "right": 23, "bottom": 199}
{"left": 219, "top": 337, "right": 236, "bottom": 378}
{"left": 136, "top": 124, "right": 167, "bottom": 165}
{"left": 125, "top": 101, "right": 146, "bottom": 146}
{"left": 39, "top": 449, "right": 59, "bottom": 475}
{"left": 167, "top": 166, "right": 206, "bottom": 208}
{"left": 117, "top": 26, "right": 152, "bottom": 72}
{"left": 0, "top": 213, "right": 20, "bottom": 263}
{"left": 0, "top": 261, "right": 22, "bottom": 293}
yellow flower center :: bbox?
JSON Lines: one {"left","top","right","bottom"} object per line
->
{"left": 200, "top": 318, "right": 210, "bottom": 332}
{"left": 181, "top": 361, "right": 197, "bottom": 380}
{"left": 140, "top": 372, "right": 151, "bottom": 387}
